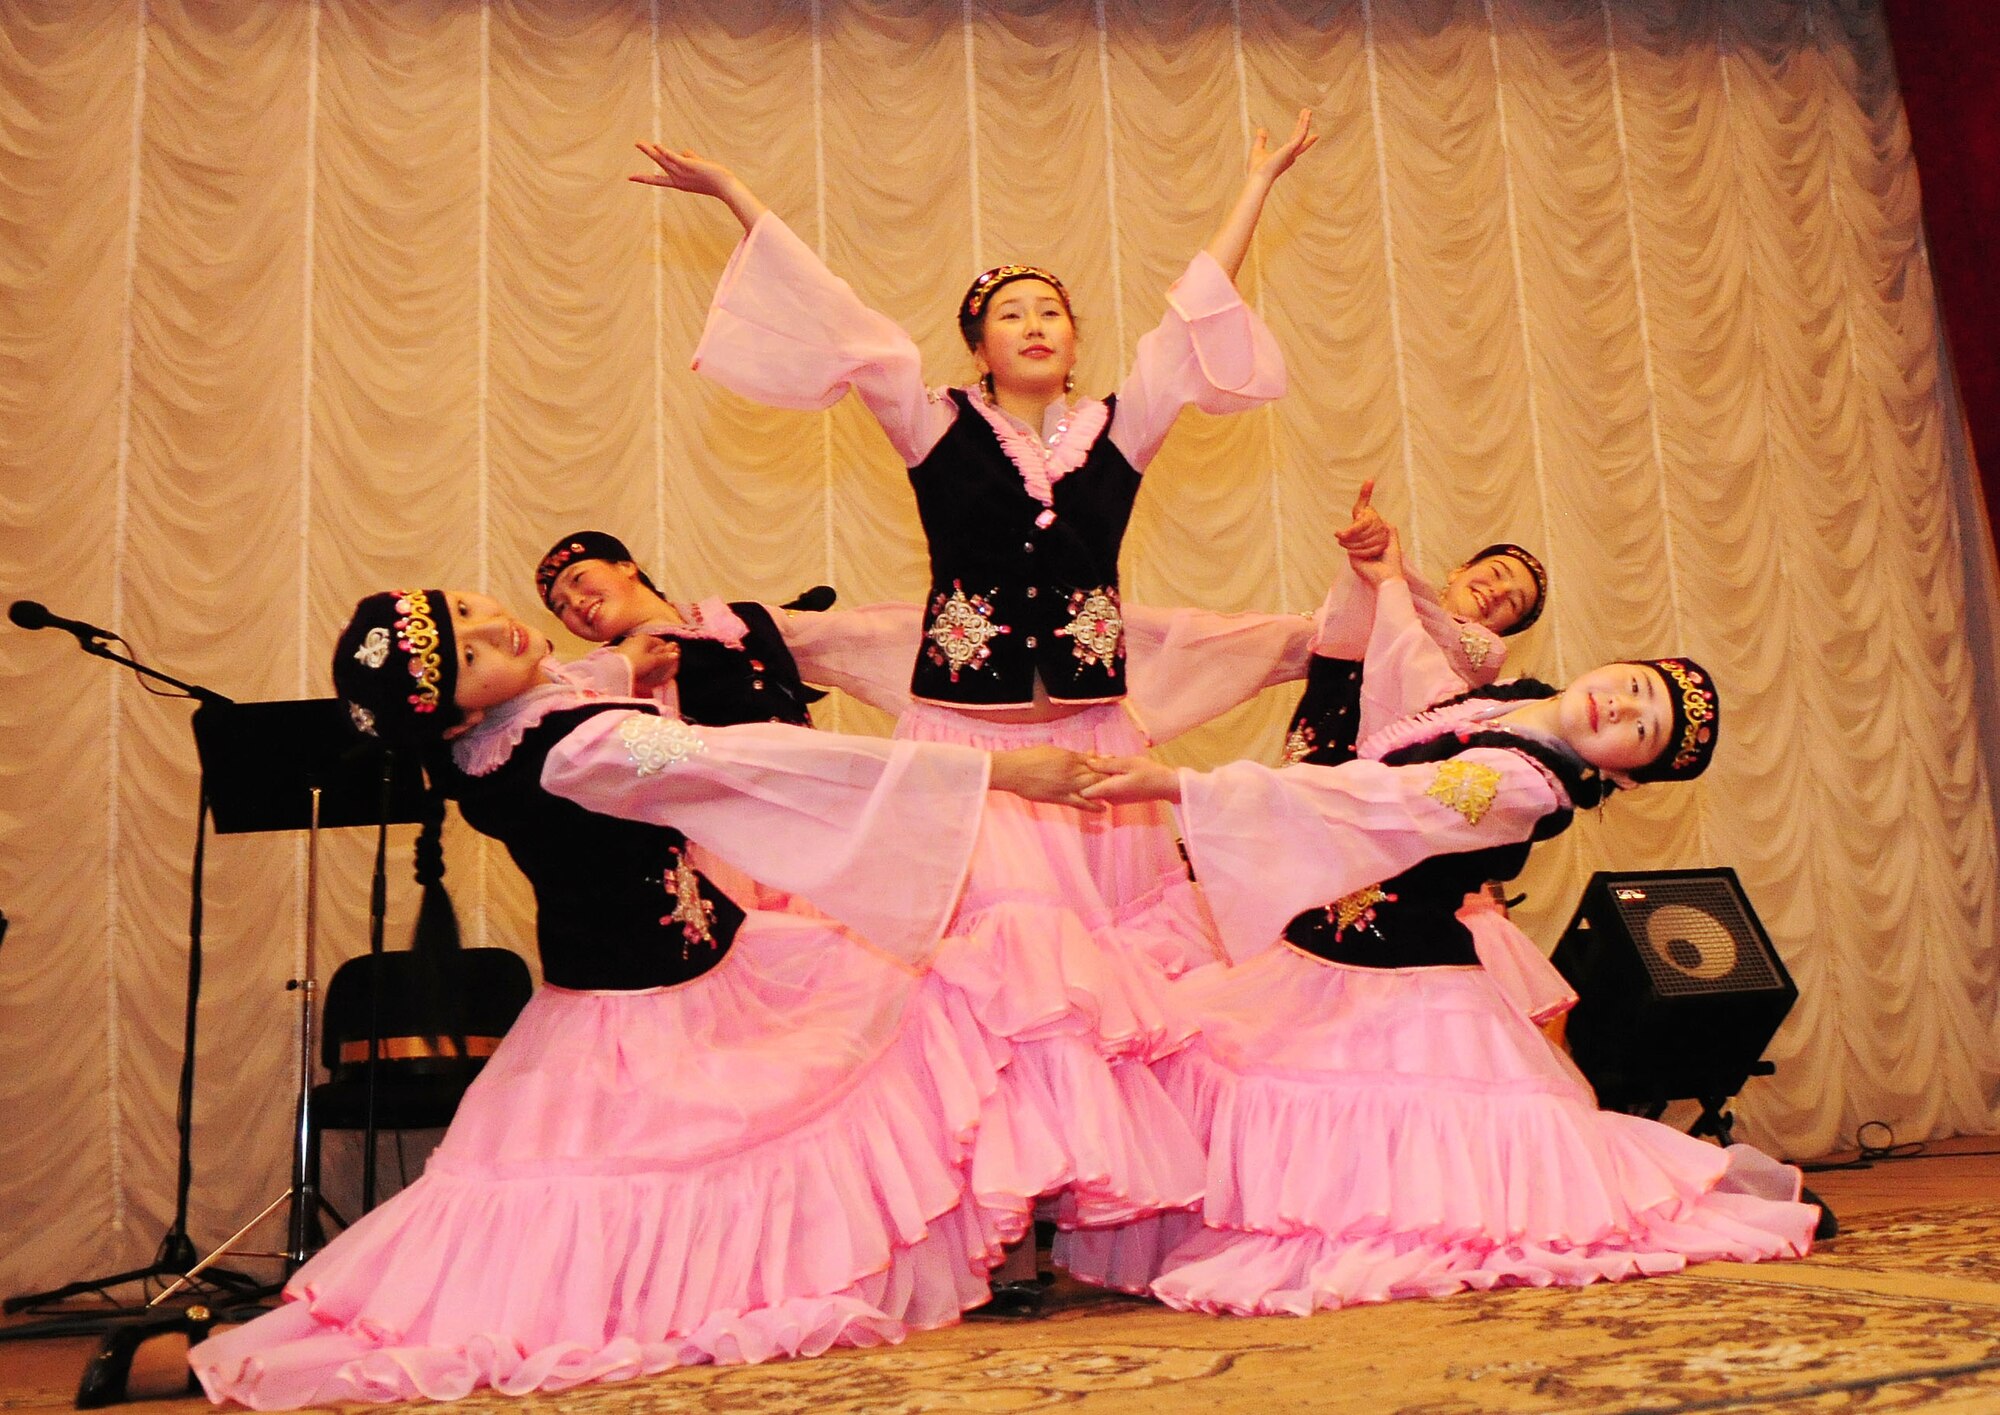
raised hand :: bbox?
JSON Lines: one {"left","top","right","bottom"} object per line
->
{"left": 1079, "top": 755, "right": 1182, "bottom": 806}
{"left": 1335, "top": 478, "right": 1391, "bottom": 561}
{"left": 1247, "top": 108, "right": 1319, "bottom": 187}
{"left": 990, "top": 747, "right": 1109, "bottom": 811}
{"left": 613, "top": 634, "right": 681, "bottom": 696}
{"left": 629, "top": 142, "right": 768, "bottom": 232}
{"left": 1349, "top": 525, "right": 1406, "bottom": 587}
{"left": 1207, "top": 107, "right": 1318, "bottom": 280}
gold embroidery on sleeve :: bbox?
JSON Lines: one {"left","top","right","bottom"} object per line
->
{"left": 1425, "top": 759, "right": 1502, "bottom": 825}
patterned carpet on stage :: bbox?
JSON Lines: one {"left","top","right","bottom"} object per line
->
{"left": 11, "top": 1203, "right": 2000, "bottom": 1414}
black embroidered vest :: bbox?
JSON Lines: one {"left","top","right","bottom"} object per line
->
{"left": 1282, "top": 655, "right": 1366, "bottom": 767}
{"left": 1283, "top": 704, "right": 1602, "bottom": 971}
{"left": 649, "top": 601, "right": 820, "bottom": 728}
{"left": 444, "top": 703, "right": 746, "bottom": 991}
{"left": 906, "top": 389, "right": 1141, "bottom": 707}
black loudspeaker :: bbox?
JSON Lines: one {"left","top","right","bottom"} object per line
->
{"left": 1550, "top": 869, "right": 1797, "bottom": 1129}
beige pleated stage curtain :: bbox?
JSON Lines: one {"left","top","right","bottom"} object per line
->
{"left": 3, "top": 0, "right": 1997, "bottom": 1295}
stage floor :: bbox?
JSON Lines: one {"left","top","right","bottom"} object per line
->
{"left": 7, "top": 1136, "right": 1998, "bottom": 1413}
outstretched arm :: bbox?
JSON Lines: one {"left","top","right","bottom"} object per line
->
{"left": 637, "top": 142, "right": 952, "bottom": 464}
{"left": 1108, "top": 112, "right": 1311, "bottom": 468}
{"left": 541, "top": 714, "right": 989, "bottom": 965}
{"left": 1087, "top": 746, "right": 1559, "bottom": 964}
{"left": 630, "top": 143, "right": 768, "bottom": 234}
{"left": 1205, "top": 109, "right": 1318, "bottom": 282}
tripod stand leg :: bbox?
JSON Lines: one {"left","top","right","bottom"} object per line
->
{"left": 150, "top": 1192, "right": 290, "bottom": 1307}
{"left": 1689, "top": 1096, "right": 1738, "bottom": 1147}
{"left": 4, "top": 1264, "right": 181, "bottom": 1315}
{"left": 2, "top": 1242, "right": 261, "bottom": 1318}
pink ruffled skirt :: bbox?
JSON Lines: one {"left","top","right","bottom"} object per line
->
{"left": 1061, "top": 915, "right": 1818, "bottom": 1312}
{"left": 896, "top": 703, "right": 1208, "bottom": 1233}
{"left": 189, "top": 911, "right": 1009, "bottom": 1408}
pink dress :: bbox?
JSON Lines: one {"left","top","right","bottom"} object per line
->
{"left": 692, "top": 215, "right": 1286, "bottom": 1238}
{"left": 1061, "top": 579, "right": 1818, "bottom": 1311}
{"left": 189, "top": 688, "right": 1017, "bottom": 1406}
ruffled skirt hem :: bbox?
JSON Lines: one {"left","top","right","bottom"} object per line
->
{"left": 897, "top": 703, "right": 1213, "bottom": 1222}
{"left": 190, "top": 927, "right": 1014, "bottom": 1407}
{"left": 1060, "top": 947, "right": 1817, "bottom": 1306}
{"left": 192, "top": 1200, "right": 999, "bottom": 1407}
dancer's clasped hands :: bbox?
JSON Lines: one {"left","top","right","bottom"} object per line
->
{"left": 990, "top": 746, "right": 1113, "bottom": 811}
{"left": 1079, "top": 755, "right": 1181, "bottom": 806}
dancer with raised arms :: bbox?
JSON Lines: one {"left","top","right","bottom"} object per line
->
{"left": 635, "top": 115, "right": 1316, "bottom": 1304}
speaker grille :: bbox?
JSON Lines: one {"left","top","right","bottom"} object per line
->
{"left": 1604, "top": 878, "right": 1784, "bottom": 997}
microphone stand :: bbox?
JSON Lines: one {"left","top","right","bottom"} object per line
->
{"left": 2, "top": 632, "right": 259, "bottom": 1339}
{"left": 60, "top": 629, "right": 233, "bottom": 708}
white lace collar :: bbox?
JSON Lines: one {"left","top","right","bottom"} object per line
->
{"left": 449, "top": 664, "right": 650, "bottom": 777}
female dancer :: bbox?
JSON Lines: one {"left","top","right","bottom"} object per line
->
{"left": 1063, "top": 534, "right": 1818, "bottom": 1311}
{"left": 190, "top": 587, "right": 1103, "bottom": 1405}
{"left": 1282, "top": 481, "right": 1544, "bottom": 768}
{"left": 534, "top": 529, "right": 836, "bottom": 727}
{"left": 534, "top": 527, "right": 930, "bottom": 723}
{"left": 635, "top": 119, "right": 1316, "bottom": 1285}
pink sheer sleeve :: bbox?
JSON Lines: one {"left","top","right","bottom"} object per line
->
{"left": 764, "top": 601, "right": 922, "bottom": 718}
{"left": 1121, "top": 602, "right": 1314, "bottom": 745}
{"left": 1176, "top": 746, "right": 1559, "bottom": 964}
{"left": 1308, "top": 562, "right": 1505, "bottom": 690}
{"left": 690, "top": 213, "right": 954, "bottom": 466}
{"left": 1458, "top": 890, "right": 1578, "bottom": 1024}
{"left": 1404, "top": 568, "right": 1507, "bottom": 688}
{"left": 540, "top": 714, "right": 988, "bottom": 965}
{"left": 1355, "top": 578, "right": 1479, "bottom": 745}
{"left": 1109, "top": 250, "right": 1287, "bottom": 471}
{"left": 1304, "top": 562, "right": 1374, "bottom": 659}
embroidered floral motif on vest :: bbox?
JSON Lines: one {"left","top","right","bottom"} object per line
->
{"left": 1457, "top": 624, "right": 1491, "bottom": 671}
{"left": 1054, "top": 586, "right": 1123, "bottom": 667}
{"left": 925, "top": 582, "right": 1008, "bottom": 680}
{"left": 1425, "top": 759, "right": 1502, "bottom": 825}
{"left": 1327, "top": 884, "right": 1389, "bottom": 935}
{"left": 621, "top": 714, "right": 707, "bottom": 775}
{"left": 659, "top": 849, "right": 718, "bottom": 960}
{"left": 1284, "top": 721, "right": 1316, "bottom": 764}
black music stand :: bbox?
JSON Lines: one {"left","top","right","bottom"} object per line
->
{"left": 167, "top": 699, "right": 428, "bottom": 1293}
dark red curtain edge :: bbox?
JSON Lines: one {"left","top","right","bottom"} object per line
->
{"left": 1879, "top": 1, "right": 2000, "bottom": 567}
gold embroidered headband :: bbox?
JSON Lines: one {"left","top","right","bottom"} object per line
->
{"left": 1629, "top": 656, "right": 1719, "bottom": 783}
{"left": 958, "top": 264, "right": 1071, "bottom": 347}
{"left": 331, "top": 588, "right": 461, "bottom": 742}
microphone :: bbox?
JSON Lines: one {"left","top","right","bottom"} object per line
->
{"left": 8, "top": 600, "right": 117, "bottom": 641}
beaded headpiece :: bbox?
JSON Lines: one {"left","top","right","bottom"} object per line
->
{"left": 332, "top": 589, "right": 461, "bottom": 744}
{"left": 1457, "top": 542, "right": 1550, "bottom": 636}
{"left": 1627, "top": 656, "right": 1720, "bottom": 783}
{"left": 534, "top": 530, "right": 658, "bottom": 609}
{"left": 957, "top": 264, "right": 1072, "bottom": 349}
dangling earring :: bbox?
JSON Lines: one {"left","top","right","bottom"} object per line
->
{"left": 1063, "top": 371, "right": 1075, "bottom": 394}
{"left": 981, "top": 372, "right": 996, "bottom": 401}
